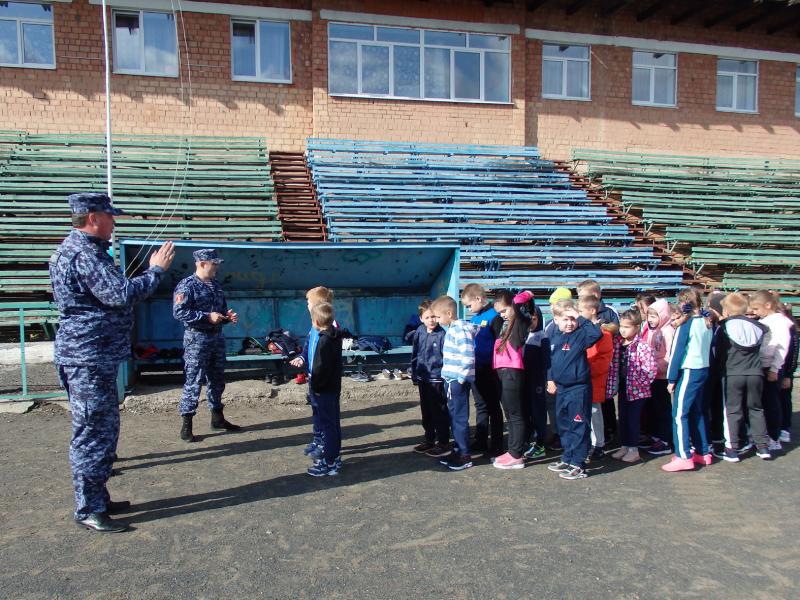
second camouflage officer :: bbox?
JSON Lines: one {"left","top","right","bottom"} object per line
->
{"left": 173, "top": 248, "right": 241, "bottom": 441}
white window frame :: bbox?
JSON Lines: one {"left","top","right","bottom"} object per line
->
{"left": 631, "top": 50, "right": 677, "bottom": 108}
{"left": 230, "top": 18, "right": 292, "bottom": 84}
{"left": 541, "top": 43, "right": 591, "bottom": 101}
{"left": 716, "top": 57, "right": 758, "bottom": 114}
{"left": 112, "top": 8, "right": 178, "bottom": 77}
{"left": 795, "top": 65, "right": 799, "bottom": 117}
{"left": 0, "top": 1, "right": 56, "bottom": 69}
{"left": 327, "top": 22, "right": 512, "bottom": 104}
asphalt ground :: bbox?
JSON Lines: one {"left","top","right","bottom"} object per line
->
{"left": 0, "top": 379, "right": 798, "bottom": 600}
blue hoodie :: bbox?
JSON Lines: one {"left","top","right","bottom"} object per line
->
{"left": 547, "top": 317, "right": 603, "bottom": 387}
{"left": 470, "top": 304, "right": 500, "bottom": 368}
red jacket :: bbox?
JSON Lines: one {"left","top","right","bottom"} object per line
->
{"left": 587, "top": 329, "right": 614, "bottom": 403}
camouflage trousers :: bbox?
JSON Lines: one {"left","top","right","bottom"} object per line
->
{"left": 179, "top": 331, "right": 226, "bottom": 416}
{"left": 57, "top": 364, "right": 120, "bottom": 520}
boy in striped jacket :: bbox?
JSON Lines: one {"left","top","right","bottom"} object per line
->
{"left": 432, "top": 295, "right": 476, "bottom": 471}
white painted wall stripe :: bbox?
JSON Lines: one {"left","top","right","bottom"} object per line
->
{"left": 87, "top": 0, "right": 312, "bottom": 22}
{"left": 320, "top": 9, "right": 520, "bottom": 36}
{"left": 525, "top": 28, "right": 800, "bottom": 64}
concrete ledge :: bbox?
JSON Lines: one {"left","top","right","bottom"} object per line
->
{"left": 0, "top": 401, "right": 34, "bottom": 414}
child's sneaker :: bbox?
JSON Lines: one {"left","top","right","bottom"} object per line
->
{"left": 586, "top": 446, "right": 605, "bottom": 463}
{"left": 611, "top": 447, "right": 627, "bottom": 460}
{"left": 692, "top": 452, "right": 713, "bottom": 466}
{"left": 309, "top": 445, "right": 325, "bottom": 460}
{"left": 413, "top": 441, "right": 436, "bottom": 454}
{"left": 755, "top": 445, "right": 772, "bottom": 460}
{"left": 559, "top": 465, "right": 587, "bottom": 480}
{"left": 621, "top": 448, "right": 642, "bottom": 463}
{"left": 493, "top": 454, "right": 524, "bottom": 470}
{"left": 378, "top": 369, "right": 393, "bottom": 380}
{"left": 661, "top": 455, "right": 695, "bottom": 472}
{"left": 712, "top": 447, "right": 740, "bottom": 463}
{"left": 303, "top": 441, "right": 318, "bottom": 456}
{"left": 444, "top": 454, "right": 473, "bottom": 471}
{"left": 547, "top": 461, "right": 570, "bottom": 472}
{"left": 646, "top": 439, "right": 672, "bottom": 456}
{"left": 738, "top": 441, "right": 754, "bottom": 455}
{"left": 523, "top": 443, "right": 546, "bottom": 459}
{"left": 779, "top": 430, "right": 791, "bottom": 443}
{"left": 392, "top": 368, "right": 406, "bottom": 380}
{"left": 425, "top": 444, "right": 450, "bottom": 458}
{"left": 768, "top": 438, "right": 783, "bottom": 452}
{"left": 307, "top": 459, "right": 339, "bottom": 477}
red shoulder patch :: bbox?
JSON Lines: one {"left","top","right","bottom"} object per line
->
{"left": 174, "top": 293, "right": 185, "bottom": 305}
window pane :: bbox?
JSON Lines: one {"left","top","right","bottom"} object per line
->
{"left": 329, "top": 40, "right": 357, "bottom": 94}
{"left": 654, "top": 67, "right": 675, "bottom": 105}
{"left": 469, "top": 34, "right": 508, "bottom": 50}
{"left": 718, "top": 58, "right": 756, "bottom": 74}
{"left": 454, "top": 51, "right": 480, "bottom": 99}
{"left": 259, "top": 21, "right": 290, "bottom": 81}
{"left": 738, "top": 60, "right": 757, "bottom": 74}
{"left": 717, "top": 74, "right": 733, "bottom": 109}
{"left": 484, "top": 51, "right": 509, "bottom": 102}
{"left": 143, "top": 12, "right": 177, "bottom": 74}
{"left": 114, "top": 13, "right": 140, "bottom": 71}
{"left": 736, "top": 75, "right": 756, "bottom": 111}
{"left": 717, "top": 58, "right": 739, "bottom": 73}
{"left": 361, "top": 44, "right": 389, "bottom": 94}
{"left": 634, "top": 51, "right": 674, "bottom": 67}
{"left": 393, "top": 45, "right": 420, "bottom": 97}
{"left": 376, "top": 27, "right": 419, "bottom": 44}
{"left": 0, "top": 2, "right": 53, "bottom": 21}
{"left": 424, "top": 47, "right": 450, "bottom": 98}
{"left": 329, "top": 23, "right": 373, "bottom": 41}
{"left": 544, "top": 44, "right": 587, "bottom": 59}
{"left": 231, "top": 22, "right": 255, "bottom": 77}
{"left": 424, "top": 30, "right": 465, "bottom": 47}
{"left": 0, "top": 19, "right": 18, "bottom": 64}
{"left": 542, "top": 59, "right": 563, "bottom": 96}
{"left": 22, "top": 22, "right": 52, "bottom": 65}
{"left": 632, "top": 67, "right": 650, "bottom": 103}
{"left": 566, "top": 60, "right": 588, "bottom": 98}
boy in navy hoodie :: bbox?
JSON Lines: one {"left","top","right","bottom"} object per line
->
{"left": 410, "top": 300, "right": 449, "bottom": 457}
{"left": 546, "top": 300, "right": 603, "bottom": 480}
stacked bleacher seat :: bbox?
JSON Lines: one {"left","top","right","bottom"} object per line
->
{"left": 0, "top": 132, "right": 280, "bottom": 298}
{"left": 307, "top": 138, "right": 683, "bottom": 295}
{"left": 573, "top": 149, "right": 800, "bottom": 300}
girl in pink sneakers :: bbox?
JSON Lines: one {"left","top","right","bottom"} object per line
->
{"left": 606, "top": 310, "right": 657, "bottom": 463}
{"left": 491, "top": 290, "right": 531, "bottom": 470}
{"left": 663, "top": 288, "right": 714, "bottom": 472}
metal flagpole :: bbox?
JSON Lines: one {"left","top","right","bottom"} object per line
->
{"left": 101, "top": 0, "right": 113, "bottom": 199}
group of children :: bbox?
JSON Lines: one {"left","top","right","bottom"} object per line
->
{"left": 407, "top": 281, "right": 798, "bottom": 480}
{"left": 289, "top": 280, "right": 797, "bottom": 480}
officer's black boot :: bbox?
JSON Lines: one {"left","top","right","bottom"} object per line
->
{"left": 180, "top": 415, "right": 196, "bottom": 442}
{"left": 210, "top": 408, "right": 241, "bottom": 431}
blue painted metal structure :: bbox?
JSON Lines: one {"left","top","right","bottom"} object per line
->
{"left": 119, "top": 239, "right": 459, "bottom": 385}
{"left": 306, "top": 138, "right": 684, "bottom": 293}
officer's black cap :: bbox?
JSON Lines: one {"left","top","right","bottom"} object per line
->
{"left": 68, "top": 193, "right": 124, "bottom": 216}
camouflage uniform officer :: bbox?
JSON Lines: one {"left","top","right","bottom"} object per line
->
{"left": 173, "top": 249, "right": 241, "bottom": 442}
{"left": 50, "top": 193, "right": 174, "bottom": 533}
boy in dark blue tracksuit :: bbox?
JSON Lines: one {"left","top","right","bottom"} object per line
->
{"left": 546, "top": 301, "right": 602, "bottom": 480}
{"left": 410, "top": 304, "right": 450, "bottom": 455}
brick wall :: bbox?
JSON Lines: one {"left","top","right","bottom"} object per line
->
{"left": 1, "top": 0, "right": 798, "bottom": 159}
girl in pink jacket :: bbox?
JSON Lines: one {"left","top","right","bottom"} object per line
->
{"left": 641, "top": 299, "right": 676, "bottom": 455}
{"left": 606, "top": 310, "right": 658, "bottom": 463}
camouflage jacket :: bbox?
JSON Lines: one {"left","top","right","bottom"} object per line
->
{"left": 172, "top": 274, "right": 228, "bottom": 334}
{"left": 49, "top": 230, "right": 164, "bottom": 365}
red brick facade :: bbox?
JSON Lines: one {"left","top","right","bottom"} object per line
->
{"left": 1, "top": 0, "right": 798, "bottom": 159}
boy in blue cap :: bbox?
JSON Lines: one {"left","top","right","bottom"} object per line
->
{"left": 173, "top": 248, "right": 241, "bottom": 442}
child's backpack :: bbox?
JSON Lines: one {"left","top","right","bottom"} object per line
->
{"left": 265, "top": 328, "right": 302, "bottom": 359}
{"left": 356, "top": 335, "right": 392, "bottom": 354}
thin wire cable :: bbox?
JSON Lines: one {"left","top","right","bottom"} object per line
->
{"left": 124, "top": 1, "right": 194, "bottom": 275}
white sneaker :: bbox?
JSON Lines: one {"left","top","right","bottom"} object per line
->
{"left": 378, "top": 369, "right": 393, "bottom": 380}
{"left": 779, "top": 430, "right": 791, "bottom": 443}
{"left": 737, "top": 440, "right": 754, "bottom": 455}
{"left": 768, "top": 439, "right": 783, "bottom": 452}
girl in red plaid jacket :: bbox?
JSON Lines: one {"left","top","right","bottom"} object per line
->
{"left": 606, "top": 310, "right": 657, "bottom": 463}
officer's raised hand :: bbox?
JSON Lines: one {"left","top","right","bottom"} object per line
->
{"left": 149, "top": 241, "right": 176, "bottom": 270}
{"left": 226, "top": 309, "right": 239, "bottom": 324}
{"left": 208, "top": 312, "right": 227, "bottom": 324}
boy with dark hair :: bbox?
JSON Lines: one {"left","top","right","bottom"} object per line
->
{"left": 432, "top": 295, "right": 476, "bottom": 471}
{"left": 461, "top": 283, "right": 503, "bottom": 456}
{"left": 546, "top": 300, "right": 603, "bottom": 480}
{"left": 306, "top": 302, "right": 348, "bottom": 476}
{"left": 410, "top": 300, "right": 449, "bottom": 457}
